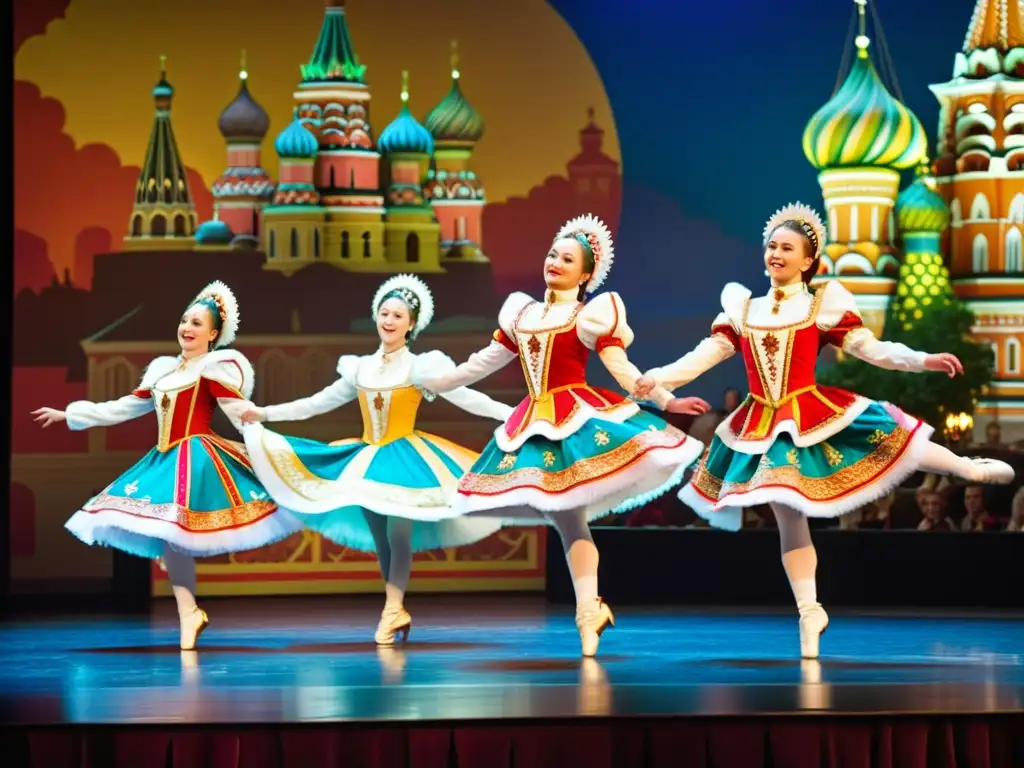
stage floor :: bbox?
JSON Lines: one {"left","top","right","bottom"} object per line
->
{"left": 2, "top": 596, "right": 1022, "bottom": 725}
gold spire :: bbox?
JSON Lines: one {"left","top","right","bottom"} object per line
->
{"left": 159, "top": 54, "right": 167, "bottom": 75}
{"left": 450, "top": 39, "right": 460, "bottom": 80}
{"left": 240, "top": 49, "right": 248, "bottom": 80}
{"left": 854, "top": 0, "right": 870, "bottom": 57}
{"left": 401, "top": 70, "right": 409, "bottom": 103}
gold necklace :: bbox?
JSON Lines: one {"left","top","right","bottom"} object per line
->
{"left": 770, "top": 285, "right": 803, "bottom": 315}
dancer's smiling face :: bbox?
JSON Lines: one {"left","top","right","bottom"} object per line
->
{"left": 544, "top": 237, "right": 593, "bottom": 293}
{"left": 377, "top": 297, "right": 413, "bottom": 349}
{"left": 763, "top": 224, "right": 815, "bottom": 286}
{"left": 178, "top": 304, "right": 219, "bottom": 356}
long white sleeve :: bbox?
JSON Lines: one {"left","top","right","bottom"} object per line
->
{"left": 440, "top": 386, "right": 515, "bottom": 422}
{"left": 599, "top": 347, "right": 673, "bottom": 410}
{"left": 842, "top": 328, "right": 928, "bottom": 372}
{"left": 648, "top": 334, "right": 737, "bottom": 392}
{"left": 65, "top": 394, "right": 154, "bottom": 431}
{"left": 264, "top": 378, "right": 359, "bottom": 423}
{"left": 417, "top": 341, "right": 517, "bottom": 394}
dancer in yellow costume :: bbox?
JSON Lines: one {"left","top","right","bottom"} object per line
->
{"left": 240, "top": 275, "right": 512, "bottom": 644}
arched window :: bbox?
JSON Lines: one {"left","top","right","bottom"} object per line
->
{"left": 973, "top": 233, "right": 989, "bottom": 272}
{"left": 970, "top": 193, "right": 990, "bottom": 220}
{"left": 269, "top": 229, "right": 276, "bottom": 258}
{"left": 1010, "top": 194, "right": 1024, "bottom": 224}
{"left": 173, "top": 214, "right": 186, "bottom": 236}
{"left": 1006, "top": 227, "right": 1022, "bottom": 271}
{"left": 100, "top": 357, "right": 136, "bottom": 398}
{"left": 290, "top": 228, "right": 299, "bottom": 258}
{"left": 405, "top": 233, "right": 420, "bottom": 262}
{"left": 342, "top": 231, "right": 350, "bottom": 259}
{"left": 362, "top": 231, "right": 372, "bottom": 258}
{"left": 950, "top": 198, "right": 963, "bottom": 225}
{"left": 1006, "top": 338, "right": 1021, "bottom": 375}
{"left": 257, "top": 350, "right": 294, "bottom": 406}
{"left": 314, "top": 229, "right": 321, "bottom": 258}
{"left": 131, "top": 215, "right": 143, "bottom": 237}
{"left": 151, "top": 214, "right": 167, "bottom": 237}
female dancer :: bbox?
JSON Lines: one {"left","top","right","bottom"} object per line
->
{"left": 31, "top": 281, "right": 301, "bottom": 650}
{"left": 238, "top": 274, "right": 512, "bottom": 645}
{"left": 634, "top": 202, "right": 1015, "bottom": 658}
{"left": 415, "top": 214, "right": 709, "bottom": 657}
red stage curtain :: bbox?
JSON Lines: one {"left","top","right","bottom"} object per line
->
{"left": 8, "top": 717, "right": 1024, "bottom": 768}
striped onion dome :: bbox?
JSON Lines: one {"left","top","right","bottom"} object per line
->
{"left": 425, "top": 78, "right": 484, "bottom": 142}
{"left": 896, "top": 164, "right": 951, "bottom": 233}
{"left": 802, "top": 50, "right": 927, "bottom": 170}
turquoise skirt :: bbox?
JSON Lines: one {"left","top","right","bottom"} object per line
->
{"left": 450, "top": 409, "right": 705, "bottom": 522}
{"left": 65, "top": 434, "right": 302, "bottom": 559}
{"left": 679, "top": 402, "right": 934, "bottom": 531}
{"left": 242, "top": 424, "right": 504, "bottom": 553}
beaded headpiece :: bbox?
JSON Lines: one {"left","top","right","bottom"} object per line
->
{"left": 763, "top": 202, "right": 827, "bottom": 258}
{"left": 372, "top": 274, "right": 435, "bottom": 339}
{"left": 553, "top": 214, "right": 615, "bottom": 293}
{"left": 189, "top": 280, "right": 239, "bottom": 348}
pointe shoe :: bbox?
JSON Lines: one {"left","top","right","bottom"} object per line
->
{"left": 967, "top": 457, "right": 1015, "bottom": 484}
{"left": 576, "top": 598, "right": 615, "bottom": 658}
{"left": 179, "top": 607, "right": 209, "bottom": 651}
{"left": 798, "top": 605, "right": 829, "bottom": 660}
{"left": 375, "top": 605, "right": 412, "bottom": 646}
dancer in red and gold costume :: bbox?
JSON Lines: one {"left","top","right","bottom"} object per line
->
{"left": 635, "top": 202, "right": 1015, "bottom": 659}
{"left": 32, "top": 281, "right": 301, "bottom": 651}
{"left": 417, "top": 214, "right": 709, "bottom": 657}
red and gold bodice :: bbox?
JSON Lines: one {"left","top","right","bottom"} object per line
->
{"left": 492, "top": 290, "right": 635, "bottom": 441}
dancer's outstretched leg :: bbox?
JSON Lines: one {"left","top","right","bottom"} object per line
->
{"left": 771, "top": 503, "right": 828, "bottom": 659}
{"left": 919, "top": 442, "right": 1014, "bottom": 484}
{"left": 546, "top": 507, "right": 614, "bottom": 657}
{"left": 162, "top": 546, "right": 208, "bottom": 651}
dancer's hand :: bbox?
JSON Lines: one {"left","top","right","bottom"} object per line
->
{"left": 31, "top": 407, "right": 66, "bottom": 428}
{"left": 925, "top": 353, "right": 964, "bottom": 378}
{"left": 240, "top": 407, "right": 266, "bottom": 424}
{"left": 633, "top": 375, "right": 656, "bottom": 398}
{"left": 664, "top": 396, "right": 711, "bottom": 415}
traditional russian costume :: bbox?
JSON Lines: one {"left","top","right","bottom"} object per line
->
{"left": 64, "top": 292, "right": 301, "bottom": 560}
{"left": 653, "top": 276, "right": 936, "bottom": 532}
{"left": 241, "top": 344, "right": 512, "bottom": 552}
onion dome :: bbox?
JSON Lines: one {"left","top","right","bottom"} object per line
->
{"left": 896, "top": 163, "right": 951, "bottom": 233}
{"left": 425, "top": 42, "right": 484, "bottom": 143}
{"left": 218, "top": 53, "right": 270, "bottom": 142}
{"left": 802, "top": 33, "right": 926, "bottom": 170}
{"left": 274, "top": 115, "right": 318, "bottom": 159}
{"left": 378, "top": 72, "right": 434, "bottom": 155}
{"left": 195, "top": 220, "right": 234, "bottom": 245}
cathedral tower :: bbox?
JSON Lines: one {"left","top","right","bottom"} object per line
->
{"left": 930, "top": 0, "right": 1024, "bottom": 432}
{"left": 424, "top": 41, "right": 488, "bottom": 262}
{"left": 123, "top": 57, "right": 198, "bottom": 251}
{"left": 802, "top": 0, "right": 927, "bottom": 334}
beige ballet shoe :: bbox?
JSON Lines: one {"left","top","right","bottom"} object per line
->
{"left": 798, "top": 605, "right": 829, "bottom": 660}
{"left": 966, "top": 457, "right": 1015, "bottom": 485}
{"left": 576, "top": 598, "right": 615, "bottom": 658}
{"left": 179, "top": 607, "right": 209, "bottom": 651}
{"left": 375, "top": 605, "right": 412, "bottom": 646}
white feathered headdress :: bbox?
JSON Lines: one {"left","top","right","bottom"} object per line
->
{"left": 762, "top": 202, "right": 827, "bottom": 258}
{"left": 190, "top": 280, "right": 240, "bottom": 348}
{"left": 372, "top": 274, "right": 435, "bottom": 340}
{"left": 554, "top": 213, "right": 615, "bottom": 293}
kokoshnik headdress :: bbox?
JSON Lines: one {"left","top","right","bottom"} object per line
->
{"left": 763, "top": 202, "right": 827, "bottom": 258}
{"left": 190, "top": 280, "right": 240, "bottom": 348}
{"left": 554, "top": 213, "right": 615, "bottom": 293}
{"left": 372, "top": 274, "right": 435, "bottom": 340}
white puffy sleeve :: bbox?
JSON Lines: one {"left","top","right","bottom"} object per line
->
{"left": 414, "top": 293, "right": 527, "bottom": 394}
{"left": 263, "top": 355, "right": 360, "bottom": 423}
{"left": 201, "top": 350, "right": 257, "bottom": 430}
{"left": 817, "top": 281, "right": 928, "bottom": 372}
{"left": 577, "top": 292, "right": 673, "bottom": 409}
{"left": 414, "top": 351, "right": 514, "bottom": 422}
{"left": 646, "top": 282, "right": 746, "bottom": 392}
{"left": 64, "top": 356, "right": 175, "bottom": 431}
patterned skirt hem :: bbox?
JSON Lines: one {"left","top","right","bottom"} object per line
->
{"left": 65, "top": 506, "right": 304, "bottom": 560}
{"left": 448, "top": 436, "right": 703, "bottom": 523}
{"left": 293, "top": 509, "right": 503, "bottom": 554}
{"left": 678, "top": 421, "right": 935, "bottom": 532}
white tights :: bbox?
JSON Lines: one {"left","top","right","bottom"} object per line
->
{"left": 363, "top": 511, "right": 414, "bottom": 608}
{"left": 770, "top": 504, "right": 819, "bottom": 614}
{"left": 162, "top": 545, "right": 199, "bottom": 617}
{"left": 545, "top": 507, "right": 599, "bottom": 606}
{"left": 919, "top": 442, "right": 988, "bottom": 481}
